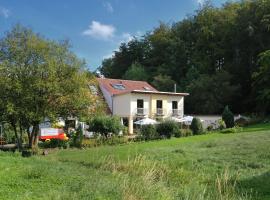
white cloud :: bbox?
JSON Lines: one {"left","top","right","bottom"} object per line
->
{"left": 121, "top": 33, "right": 133, "bottom": 43}
{"left": 103, "top": 52, "right": 115, "bottom": 59}
{"left": 103, "top": 2, "right": 113, "bottom": 13}
{"left": 82, "top": 21, "right": 115, "bottom": 40}
{"left": 0, "top": 7, "right": 10, "bottom": 18}
{"left": 102, "top": 31, "right": 143, "bottom": 60}
{"left": 197, "top": 0, "right": 205, "bottom": 5}
{"left": 118, "top": 31, "right": 143, "bottom": 44}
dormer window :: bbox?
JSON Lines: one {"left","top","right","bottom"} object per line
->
{"left": 112, "top": 83, "right": 125, "bottom": 90}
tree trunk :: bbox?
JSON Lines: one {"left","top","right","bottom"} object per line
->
{"left": 12, "top": 122, "right": 22, "bottom": 151}
{"left": 26, "top": 126, "right": 31, "bottom": 148}
{"left": 30, "top": 123, "right": 39, "bottom": 149}
{"left": 19, "top": 122, "right": 24, "bottom": 149}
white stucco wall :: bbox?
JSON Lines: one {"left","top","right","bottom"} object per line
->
{"left": 112, "top": 93, "right": 151, "bottom": 117}
{"left": 113, "top": 93, "right": 131, "bottom": 117}
{"left": 130, "top": 93, "right": 151, "bottom": 117}
{"left": 110, "top": 92, "right": 185, "bottom": 118}
{"left": 166, "top": 96, "right": 184, "bottom": 118}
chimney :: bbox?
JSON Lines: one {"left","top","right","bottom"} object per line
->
{"left": 174, "top": 84, "right": 177, "bottom": 93}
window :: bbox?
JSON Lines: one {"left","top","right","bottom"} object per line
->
{"left": 137, "top": 99, "right": 144, "bottom": 115}
{"left": 156, "top": 100, "right": 162, "bottom": 109}
{"left": 137, "top": 99, "right": 144, "bottom": 108}
{"left": 112, "top": 83, "right": 125, "bottom": 90}
{"left": 172, "top": 101, "right": 178, "bottom": 109}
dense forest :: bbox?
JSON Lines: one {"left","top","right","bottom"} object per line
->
{"left": 99, "top": 0, "right": 270, "bottom": 115}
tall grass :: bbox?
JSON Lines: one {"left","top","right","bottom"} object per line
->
{"left": 0, "top": 123, "right": 269, "bottom": 199}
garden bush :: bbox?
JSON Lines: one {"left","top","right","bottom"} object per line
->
{"left": 88, "top": 115, "right": 123, "bottom": 138}
{"left": 156, "top": 120, "right": 179, "bottom": 139}
{"left": 40, "top": 139, "right": 69, "bottom": 149}
{"left": 218, "top": 119, "right": 226, "bottom": 130}
{"left": 207, "top": 125, "right": 214, "bottom": 131}
{"left": 190, "top": 117, "right": 203, "bottom": 135}
{"left": 140, "top": 124, "right": 158, "bottom": 140}
{"left": 222, "top": 105, "right": 235, "bottom": 128}
{"left": 81, "top": 136, "right": 129, "bottom": 148}
{"left": 174, "top": 129, "right": 181, "bottom": 138}
{"left": 220, "top": 126, "right": 243, "bottom": 134}
{"left": 179, "top": 129, "right": 193, "bottom": 137}
{"left": 70, "top": 125, "right": 84, "bottom": 148}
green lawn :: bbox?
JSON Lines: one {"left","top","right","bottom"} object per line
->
{"left": 0, "top": 123, "right": 270, "bottom": 200}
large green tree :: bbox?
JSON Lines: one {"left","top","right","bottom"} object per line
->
{"left": 99, "top": 0, "right": 270, "bottom": 115}
{"left": 252, "top": 50, "right": 270, "bottom": 113}
{"left": 0, "top": 25, "right": 93, "bottom": 148}
{"left": 123, "top": 62, "right": 148, "bottom": 81}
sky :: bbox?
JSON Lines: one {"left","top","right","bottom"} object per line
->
{"left": 0, "top": 0, "right": 228, "bottom": 71}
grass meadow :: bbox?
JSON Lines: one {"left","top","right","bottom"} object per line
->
{"left": 0, "top": 123, "right": 269, "bottom": 200}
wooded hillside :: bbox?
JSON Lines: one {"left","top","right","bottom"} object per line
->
{"left": 99, "top": 0, "right": 270, "bottom": 115}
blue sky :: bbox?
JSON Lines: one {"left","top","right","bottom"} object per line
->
{"left": 0, "top": 0, "right": 227, "bottom": 70}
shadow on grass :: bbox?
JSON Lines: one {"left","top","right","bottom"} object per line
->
{"left": 238, "top": 171, "right": 270, "bottom": 200}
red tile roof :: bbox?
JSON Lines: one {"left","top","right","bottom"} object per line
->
{"left": 97, "top": 78, "right": 157, "bottom": 96}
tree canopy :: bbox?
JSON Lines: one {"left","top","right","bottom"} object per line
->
{"left": 0, "top": 25, "right": 95, "bottom": 148}
{"left": 99, "top": 0, "right": 270, "bottom": 115}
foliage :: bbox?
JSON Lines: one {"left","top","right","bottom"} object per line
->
{"left": 88, "top": 115, "right": 123, "bottom": 138}
{"left": 252, "top": 50, "right": 270, "bottom": 113}
{"left": 156, "top": 120, "right": 179, "bottom": 138}
{"left": 190, "top": 117, "right": 203, "bottom": 135}
{"left": 220, "top": 126, "right": 243, "bottom": 134}
{"left": 218, "top": 119, "right": 226, "bottom": 130}
{"left": 81, "top": 136, "right": 129, "bottom": 148}
{"left": 174, "top": 129, "right": 182, "bottom": 138}
{"left": 140, "top": 124, "right": 158, "bottom": 140}
{"left": 0, "top": 25, "right": 94, "bottom": 149}
{"left": 40, "top": 139, "right": 69, "bottom": 149}
{"left": 123, "top": 62, "right": 148, "bottom": 81}
{"left": 222, "top": 106, "right": 235, "bottom": 128}
{"left": 70, "top": 125, "right": 84, "bottom": 148}
{"left": 185, "top": 71, "right": 240, "bottom": 114}
{"left": 99, "top": 0, "right": 270, "bottom": 115}
{"left": 174, "top": 128, "right": 193, "bottom": 138}
{"left": 0, "top": 123, "right": 269, "bottom": 199}
{"left": 87, "top": 77, "right": 110, "bottom": 118}
{"left": 180, "top": 129, "right": 193, "bottom": 137}
{"left": 151, "top": 75, "right": 176, "bottom": 92}
{"left": 207, "top": 125, "right": 214, "bottom": 131}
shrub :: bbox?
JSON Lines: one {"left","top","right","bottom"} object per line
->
{"left": 218, "top": 119, "right": 226, "bottom": 130}
{"left": 222, "top": 105, "right": 235, "bottom": 128}
{"left": 70, "top": 125, "right": 84, "bottom": 148}
{"left": 140, "top": 125, "right": 158, "bottom": 140}
{"left": 174, "top": 129, "right": 181, "bottom": 138}
{"left": 81, "top": 136, "right": 129, "bottom": 147}
{"left": 220, "top": 126, "right": 243, "bottom": 134}
{"left": 104, "top": 135, "right": 129, "bottom": 145}
{"left": 190, "top": 118, "right": 203, "bottom": 135}
{"left": 207, "top": 125, "right": 214, "bottom": 131}
{"left": 179, "top": 129, "right": 193, "bottom": 137}
{"left": 41, "top": 139, "right": 69, "bottom": 149}
{"left": 156, "top": 120, "right": 179, "bottom": 139}
{"left": 88, "top": 115, "right": 123, "bottom": 138}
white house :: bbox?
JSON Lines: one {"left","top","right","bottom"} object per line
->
{"left": 97, "top": 78, "right": 189, "bottom": 134}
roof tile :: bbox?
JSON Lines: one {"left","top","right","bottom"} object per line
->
{"left": 97, "top": 78, "right": 157, "bottom": 96}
